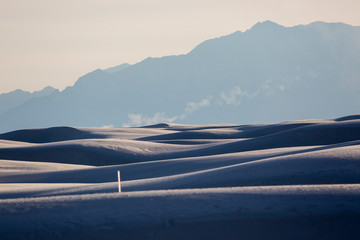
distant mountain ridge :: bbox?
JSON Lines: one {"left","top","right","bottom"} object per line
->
{"left": 0, "top": 21, "right": 360, "bottom": 133}
{"left": 0, "top": 86, "right": 57, "bottom": 115}
{"left": 103, "top": 63, "right": 131, "bottom": 74}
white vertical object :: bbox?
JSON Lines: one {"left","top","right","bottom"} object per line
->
{"left": 117, "top": 170, "right": 121, "bottom": 193}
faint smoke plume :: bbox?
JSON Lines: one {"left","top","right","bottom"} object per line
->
{"left": 124, "top": 96, "right": 212, "bottom": 127}
{"left": 219, "top": 86, "right": 253, "bottom": 105}
{"left": 123, "top": 113, "right": 177, "bottom": 127}
{"left": 184, "top": 96, "right": 212, "bottom": 114}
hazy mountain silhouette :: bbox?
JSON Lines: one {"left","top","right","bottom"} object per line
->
{"left": 0, "top": 86, "right": 57, "bottom": 115}
{"left": 0, "top": 21, "right": 360, "bottom": 133}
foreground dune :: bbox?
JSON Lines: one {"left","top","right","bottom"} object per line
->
{"left": 1, "top": 115, "right": 360, "bottom": 239}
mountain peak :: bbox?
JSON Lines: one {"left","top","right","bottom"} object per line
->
{"left": 249, "top": 20, "right": 284, "bottom": 32}
{"left": 32, "top": 86, "right": 56, "bottom": 95}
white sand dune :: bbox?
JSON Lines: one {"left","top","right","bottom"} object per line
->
{"left": 1, "top": 115, "right": 360, "bottom": 239}
{"left": 1, "top": 185, "right": 360, "bottom": 239}
{"left": 0, "top": 138, "right": 206, "bottom": 165}
{"left": 0, "top": 159, "right": 92, "bottom": 173}
{"left": 0, "top": 126, "right": 176, "bottom": 143}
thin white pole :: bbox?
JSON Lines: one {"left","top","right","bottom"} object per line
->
{"left": 117, "top": 170, "right": 121, "bottom": 193}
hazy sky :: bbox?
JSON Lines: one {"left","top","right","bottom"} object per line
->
{"left": 1, "top": 0, "right": 360, "bottom": 93}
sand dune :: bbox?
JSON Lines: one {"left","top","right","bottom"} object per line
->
{"left": 2, "top": 118, "right": 360, "bottom": 166}
{"left": 0, "top": 138, "right": 203, "bottom": 165}
{"left": 1, "top": 115, "right": 360, "bottom": 239}
{"left": 1, "top": 185, "right": 360, "bottom": 239}
{"left": 0, "top": 126, "right": 177, "bottom": 143}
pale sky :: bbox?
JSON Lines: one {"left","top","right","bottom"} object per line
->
{"left": 1, "top": 0, "right": 360, "bottom": 93}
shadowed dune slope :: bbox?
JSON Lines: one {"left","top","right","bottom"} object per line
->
{"left": 335, "top": 114, "right": 360, "bottom": 122}
{"left": 0, "top": 127, "right": 106, "bottom": 143}
{"left": 1, "top": 117, "right": 360, "bottom": 166}
{"left": 0, "top": 139, "right": 199, "bottom": 166}
{"left": 138, "top": 122, "right": 317, "bottom": 141}
{"left": 1, "top": 140, "right": 359, "bottom": 195}
{"left": 166, "top": 120, "right": 360, "bottom": 158}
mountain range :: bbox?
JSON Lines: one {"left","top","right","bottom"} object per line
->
{"left": 1, "top": 20, "right": 360, "bottom": 133}
{"left": 0, "top": 86, "right": 57, "bottom": 115}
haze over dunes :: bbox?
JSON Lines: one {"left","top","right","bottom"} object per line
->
{"left": 1, "top": 115, "right": 360, "bottom": 239}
